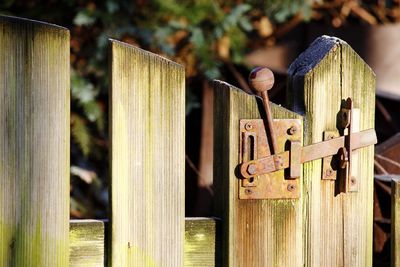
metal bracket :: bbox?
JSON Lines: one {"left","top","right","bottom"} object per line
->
{"left": 239, "top": 119, "right": 302, "bottom": 199}
{"left": 322, "top": 100, "right": 361, "bottom": 192}
{"left": 239, "top": 98, "right": 377, "bottom": 199}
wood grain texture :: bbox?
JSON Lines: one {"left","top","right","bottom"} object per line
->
{"left": 0, "top": 16, "right": 70, "bottom": 267}
{"left": 288, "top": 36, "right": 375, "bottom": 266}
{"left": 70, "top": 220, "right": 105, "bottom": 267}
{"left": 392, "top": 178, "right": 400, "bottom": 267}
{"left": 213, "top": 81, "right": 304, "bottom": 266}
{"left": 69, "top": 218, "right": 218, "bottom": 267}
{"left": 109, "top": 40, "right": 185, "bottom": 266}
{"left": 184, "top": 218, "right": 219, "bottom": 267}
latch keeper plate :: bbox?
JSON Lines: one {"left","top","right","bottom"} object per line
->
{"left": 239, "top": 118, "right": 302, "bottom": 199}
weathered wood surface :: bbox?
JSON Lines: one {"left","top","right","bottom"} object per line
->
{"left": 109, "top": 40, "right": 185, "bottom": 266}
{"left": 288, "top": 36, "right": 375, "bottom": 266}
{"left": 392, "top": 178, "right": 400, "bottom": 267}
{"left": 184, "top": 217, "right": 219, "bottom": 266}
{"left": 213, "top": 81, "right": 304, "bottom": 266}
{"left": 69, "top": 218, "right": 218, "bottom": 267}
{"left": 70, "top": 220, "right": 105, "bottom": 267}
{"left": 0, "top": 16, "right": 70, "bottom": 266}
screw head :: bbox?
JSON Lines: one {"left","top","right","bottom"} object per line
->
{"left": 248, "top": 67, "right": 275, "bottom": 95}
{"left": 325, "top": 169, "right": 333, "bottom": 177}
{"left": 287, "top": 184, "right": 296, "bottom": 192}
{"left": 245, "top": 123, "right": 253, "bottom": 131}
{"left": 350, "top": 177, "right": 356, "bottom": 185}
{"left": 274, "top": 155, "right": 284, "bottom": 167}
{"left": 288, "top": 126, "right": 297, "bottom": 135}
{"left": 247, "top": 164, "right": 257, "bottom": 175}
{"left": 245, "top": 189, "right": 253, "bottom": 195}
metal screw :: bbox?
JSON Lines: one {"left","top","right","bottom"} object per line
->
{"left": 245, "top": 123, "right": 253, "bottom": 131}
{"left": 287, "top": 184, "right": 296, "bottom": 192}
{"left": 288, "top": 126, "right": 297, "bottom": 135}
{"left": 325, "top": 169, "right": 333, "bottom": 177}
{"left": 274, "top": 155, "right": 284, "bottom": 167}
{"left": 245, "top": 189, "right": 253, "bottom": 195}
{"left": 247, "top": 164, "right": 257, "bottom": 175}
{"left": 350, "top": 177, "right": 356, "bottom": 185}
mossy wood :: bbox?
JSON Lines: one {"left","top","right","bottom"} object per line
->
{"left": 213, "top": 81, "right": 304, "bottom": 266}
{"left": 70, "top": 220, "right": 105, "bottom": 267}
{"left": 0, "top": 16, "right": 70, "bottom": 266}
{"left": 69, "top": 218, "right": 218, "bottom": 267}
{"left": 109, "top": 40, "right": 185, "bottom": 266}
{"left": 392, "top": 178, "right": 400, "bottom": 267}
{"left": 184, "top": 218, "right": 220, "bottom": 266}
{"left": 288, "top": 36, "right": 375, "bottom": 266}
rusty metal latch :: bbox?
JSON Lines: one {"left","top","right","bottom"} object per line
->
{"left": 239, "top": 67, "right": 377, "bottom": 199}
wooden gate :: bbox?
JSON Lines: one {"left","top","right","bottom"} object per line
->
{"left": 0, "top": 16, "right": 384, "bottom": 267}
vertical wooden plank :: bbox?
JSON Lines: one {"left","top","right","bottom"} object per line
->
{"left": 288, "top": 36, "right": 375, "bottom": 266}
{"left": 109, "top": 40, "right": 185, "bottom": 266}
{"left": 392, "top": 178, "right": 400, "bottom": 267}
{"left": 0, "top": 16, "right": 70, "bottom": 267}
{"left": 213, "top": 81, "right": 304, "bottom": 266}
{"left": 69, "top": 220, "right": 105, "bottom": 267}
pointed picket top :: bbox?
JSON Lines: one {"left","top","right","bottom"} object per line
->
{"left": 287, "top": 35, "right": 375, "bottom": 266}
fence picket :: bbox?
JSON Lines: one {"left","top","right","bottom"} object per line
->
{"left": 213, "top": 81, "right": 304, "bottom": 266}
{"left": 109, "top": 40, "right": 185, "bottom": 266}
{"left": 0, "top": 16, "right": 70, "bottom": 266}
{"left": 288, "top": 36, "right": 375, "bottom": 266}
{"left": 392, "top": 178, "right": 400, "bottom": 267}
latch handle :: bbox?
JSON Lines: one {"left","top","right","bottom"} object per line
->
{"left": 248, "top": 67, "right": 278, "bottom": 154}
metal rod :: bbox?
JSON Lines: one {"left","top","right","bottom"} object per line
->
{"left": 260, "top": 90, "right": 278, "bottom": 154}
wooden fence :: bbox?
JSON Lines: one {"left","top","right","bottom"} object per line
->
{"left": 0, "top": 15, "right": 387, "bottom": 267}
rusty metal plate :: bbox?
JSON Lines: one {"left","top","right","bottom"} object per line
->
{"left": 322, "top": 131, "right": 339, "bottom": 180}
{"left": 239, "top": 119, "right": 302, "bottom": 199}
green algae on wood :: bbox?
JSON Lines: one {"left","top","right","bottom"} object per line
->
{"left": 213, "top": 81, "right": 304, "bottom": 266}
{"left": 69, "top": 220, "right": 104, "bottom": 267}
{"left": 0, "top": 15, "right": 70, "bottom": 267}
{"left": 184, "top": 218, "right": 220, "bottom": 266}
{"left": 108, "top": 40, "right": 185, "bottom": 266}
{"left": 68, "top": 218, "right": 219, "bottom": 266}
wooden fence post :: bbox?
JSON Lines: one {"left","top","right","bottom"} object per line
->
{"left": 0, "top": 16, "right": 70, "bottom": 266}
{"left": 213, "top": 81, "right": 304, "bottom": 266}
{"left": 109, "top": 40, "right": 185, "bottom": 266}
{"left": 288, "top": 36, "right": 375, "bottom": 266}
{"left": 392, "top": 178, "right": 400, "bottom": 267}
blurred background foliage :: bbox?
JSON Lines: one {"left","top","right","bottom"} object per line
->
{"left": 1, "top": 0, "right": 395, "bottom": 218}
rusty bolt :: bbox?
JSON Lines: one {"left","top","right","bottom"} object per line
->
{"left": 325, "top": 169, "right": 333, "bottom": 177}
{"left": 287, "top": 184, "right": 296, "bottom": 192}
{"left": 247, "top": 164, "right": 257, "bottom": 175}
{"left": 245, "top": 189, "right": 253, "bottom": 195}
{"left": 245, "top": 123, "right": 253, "bottom": 131}
{"left": 288, "top": 126, "right": 297, "bottom": 135}
{"left": 274, "top": 155, "right": 284, "bottom": 167}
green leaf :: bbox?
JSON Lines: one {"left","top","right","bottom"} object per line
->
{"left": 71, "top": 114, "right": 91, "bottom": 157}
{"left": 71, "top": 71, "right": 98, "bottom": 103}
{"left": 73, "top": 10, "right": 96, "bottom": 26}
